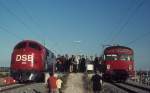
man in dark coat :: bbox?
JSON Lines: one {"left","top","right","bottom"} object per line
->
{"left": 93, "top": 57, "right": 99, "bottom": 72}
{"left": 91, "top": 71, "right": 102, "bottom": 93}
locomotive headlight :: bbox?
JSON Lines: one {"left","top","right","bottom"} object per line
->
{"left": 4, "top": 80, "right": 6, "bottom": 83}
{"left": 107, "top": 65, "right": 110, "bottom": 70}
{"left": 13, "top": 80, "right": 16, "bottom": 83}
{"left": 129, "top": 65, "right": 132, "bottom": 70}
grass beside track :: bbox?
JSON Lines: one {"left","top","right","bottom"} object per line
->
{"left": 0, "top": 72, "right": 9, "bottom": 78}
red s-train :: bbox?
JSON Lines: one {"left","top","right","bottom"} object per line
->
{"left": 10, "top": 40, "right": 56, "bottom": 82}
{"left": 101, "top": 45, "right": 135, "bottom": 82}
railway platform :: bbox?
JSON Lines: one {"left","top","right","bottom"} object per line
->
{"left": 62, "top": 73, "right": 88, "bottom": 93}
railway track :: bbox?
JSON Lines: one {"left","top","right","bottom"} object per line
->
{"left": 0, "top": 83, "right": 15, "bottom": 88}
{"left": 0, "top": 83, "right": 33, "bottom": 92}
{"left": 111, "top": 82, "right": 150, "bottom": 93}
{"left": 0, "top": 82, "right": 47, "bottom": 93}
{"left": 124, "top": 82, "right": 150, "bottom": 92}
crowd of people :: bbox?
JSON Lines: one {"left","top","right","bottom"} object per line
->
{"left": 55, "top": 54, "right": 87, "bottom": 73}
{"left": 47, "top": 54, "right": 104, "bottom": 93}
{"left": 55, "top": 54, "right": 106, "bottom": 73}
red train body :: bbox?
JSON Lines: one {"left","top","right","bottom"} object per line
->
{"left": 10, "top": 40, "right": 56, "bottom": 82}
{"left": 102, "top": 46, "right": 135, "bottom": 82}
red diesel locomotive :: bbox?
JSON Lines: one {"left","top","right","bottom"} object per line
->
{"left": 10, "top": 40, "right": 56, "bottom": 82}
{"left": 102, "top": 45, "right": 135, "bottom": 82}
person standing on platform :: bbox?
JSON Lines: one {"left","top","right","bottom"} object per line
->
{"left": 93, "top": 57, "right": 99, "bottom": 72}
{"left": 56, "top": 76, "right": 63, "bottom": 93}
{"left": 75, "top": 55, "right": 80, "bottom": 72}
{"left": 91, "top": 71, "right": 102, "bottom": 93}
{"left": 71, "top": 55, "right": 76, "bottom": 72}
{"left": 80, "top": 55, "right": 86, "bottom": 72}
{"left": 47, "top": 73, "right": 58, "bottom": 93}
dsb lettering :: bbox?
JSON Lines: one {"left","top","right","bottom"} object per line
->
{"left": 16, "top": 54, "right": 34, "bottom": 62}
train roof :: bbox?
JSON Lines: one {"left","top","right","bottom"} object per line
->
{"left": 105, "top": 46, "right": 132, "bottom": 50}
{"left": 14, "top": 40, "right": 52, "bottom": 51}
{"left": 19, "top": 40, "right": 42, "bottom": 45}
{"left": 104, "top": 45, "right": 133, "bottom": 55}
{"left": 14, "top": 40, "right": 43, "bottom": 48}
{"left": 14, "top": 40, "right": 55, "bottom": 55}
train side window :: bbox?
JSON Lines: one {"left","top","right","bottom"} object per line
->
{"left": 130, "top": 55, "right": 134, "bottom": 61}
{"left": 15, "top": 42, "right": 26, "bottom": 49}
{"left": 51, "top": 53, "right": 54, "bottom": 58}
{"left": 29, "top": 43, "right": 41, "bottom": 51}
{"left": 46, "top": 50, "right": 49, "bottom": 56}
{"left": 127, "top": 56, "right": 130, "bottom": 61}
{"left": 103, "top": 55, "right": 105, "bottom": 60}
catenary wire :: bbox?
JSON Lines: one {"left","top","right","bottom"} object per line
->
{"left": 104, "top": 0, "right": 139, "bottom": 45}
{"left": 126, "top": 31, "right": 150, "bottom": 46}
{"left": 109, "top": 0, "right": 145, "bottom": 44}
{"left": 0, "top": 25, "right": 23, "bottom": 40}
{"left": 15, "top": 0, "right": 46, "bottom": 42}
{"left": 0, "top": 0, "right": 44, "bottom": 42}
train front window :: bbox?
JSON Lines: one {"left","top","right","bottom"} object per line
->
{"left": 118, "top": 55, "right": 133, "bottom": 61}
{"left": 105, "top": 54, "right": 133, "bottom": 61}
{"left": 15, "top": 42, "right": 26, "bottom": 49}
{"left": 105, "top": 54, "right": 117, "bottom": 61}
{"left": 29, "top": 43, "right": 41, "bottom": 51}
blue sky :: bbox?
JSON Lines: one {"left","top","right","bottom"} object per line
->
{"left": 0, "top": 0, "right": 150, "bottom": 70}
